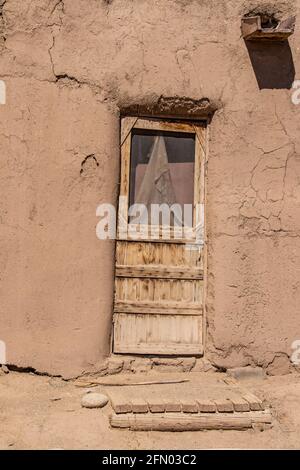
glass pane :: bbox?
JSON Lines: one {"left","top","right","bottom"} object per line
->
{"left": 129, "top": 129, "right": 195, "bottom": 226}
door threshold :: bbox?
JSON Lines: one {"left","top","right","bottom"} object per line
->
{"left": 105, "top": 355, "right": 211, "bottom": 375}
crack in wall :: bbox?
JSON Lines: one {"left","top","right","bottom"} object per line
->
{"left": 226, "top": 105, "right": 297, "bottom": 236}
{"left": 0, "top": 0, "right": 6, "bottom": 44}
{"left": 50, "top": 0, "right": 65, "bottom": 18}
{"left": 4, "top": 363, "right": 61, "bottom": 377}
{"left": 55, "top": 73, "right": 82, "bottom": 86}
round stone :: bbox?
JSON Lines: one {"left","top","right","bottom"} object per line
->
{"left": 81, "top": 392, "right": 109, "bottom": 409}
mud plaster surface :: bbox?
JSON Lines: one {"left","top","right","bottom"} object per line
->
{"left": 1, "top": 371, "right": 300, "bottom": 449}
{"left": 0, "top": 0, "right": 299, "bottom": 377}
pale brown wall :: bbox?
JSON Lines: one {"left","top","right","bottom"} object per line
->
{"left": 0, "top": 0, "right": 299, "bottom": 377}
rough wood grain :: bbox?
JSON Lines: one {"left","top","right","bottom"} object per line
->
{"left": 75, "top": 378, "right": 190, "bottom": 387}
{"left": 113, "top": 118, "right": 206, "bottom": 355}
{"left": 110, "top": 411, "right": 272, "bottom": 431}
{"left": 114, "top": 300, "right": 202, "bottom": 315}
{"left": 113, "top": 313, "right": 203, "bottom": 355}
{"left": 115, "top": 265, "right": 204, "bottom": 280}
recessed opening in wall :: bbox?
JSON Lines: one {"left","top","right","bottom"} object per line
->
{"left": 112, "top": 117, "right": 207, "bottom": 357}
{"left": 242, "top": 13, "right": 296, "bottom": 89}
{"left": 260, "top": 14, "right": 279, "bottom": 29}
{"left": 241, "top": 13, "right": 296, "bottom": 42}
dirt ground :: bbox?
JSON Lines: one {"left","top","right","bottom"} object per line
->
{"left": 0, "top": 370, "right": 300, "bottom": 450}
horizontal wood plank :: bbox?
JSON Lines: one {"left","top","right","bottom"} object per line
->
{"left": 114, "top": 300, "right": 203, "bottom": 315}
{"left": 134, "top": 118, "right": 204, "bottom": 134}
{"left": 113, "top": 307, "right": 203, "bottom": 355}
{"left": 110, "top": 411, "right": 272, "bottom": 431}
{"left": 116, "top": 241, "right": 203, "bottom": 268}
{"left": 115, "top": 278, "right": 203, "bottom": 304}
{"left": 115, "top": 265, "right": 203, "bottom": 280}
{"left": 113, "top": 343, "right": 204, "bottom": 355}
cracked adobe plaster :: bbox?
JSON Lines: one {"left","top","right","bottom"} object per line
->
{"left": 0, "top": 0, "right": 299, "bottom": 377}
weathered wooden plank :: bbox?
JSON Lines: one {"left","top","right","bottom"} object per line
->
{"left": 78, "top": 378, "right": 189, "bottom": 388}
{"left": 110, "top": 411, "right": 272, "bottom": 431}
{"left": 113, "top": 343, "right": 204, "bottom": 355}
{"left": 126, "top": 224, "right": 196, "bottom": 241}
{"left": 193, "top": 125, "right": 207, "bottom": 156}
{"left": 115, "top": 241, "right": 204, "bottom": 266}
{"left": 115, "top": 265, "right": 204, "bottom": 280}
{"left": 134, "top": 118, "right": 202, "bottom": 134}
{"left": 113, "top": 313, "right": 203, "bottom": 355}
{"left": 113, "top": 343, "right": 203, "bottom": 355}
{"left": 117, "top": 124, "right": 131, "bottom": 239}
{"left": 121, "top": 116, "right": 138, "bottom": 146}
{"left": 114, "top": 300, "right": 203, "bottom": 315}
{"left": 115, "top": 278, "right": 202, "bottom": 303}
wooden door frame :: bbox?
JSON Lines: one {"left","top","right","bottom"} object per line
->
{"left": 118, "top": 117, "right": 207, "bottom": 244}
{"left": 112, "top": 116, "right": 209, "bottom": 356}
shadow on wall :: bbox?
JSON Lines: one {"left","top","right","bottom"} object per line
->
{"left": 245, "top": 41, "right": 295, "bottom": 89}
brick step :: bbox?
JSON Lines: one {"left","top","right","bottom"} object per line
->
{"left": 110, "top": 393, "right": 265, "bottom": 414}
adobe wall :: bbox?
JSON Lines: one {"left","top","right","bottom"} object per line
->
{"left": 0, "top": 0, "right": 299, "bottom": 377}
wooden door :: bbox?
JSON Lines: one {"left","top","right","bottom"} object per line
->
{"left": 113, "top": 117, "right": 206, "bottom": 355}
